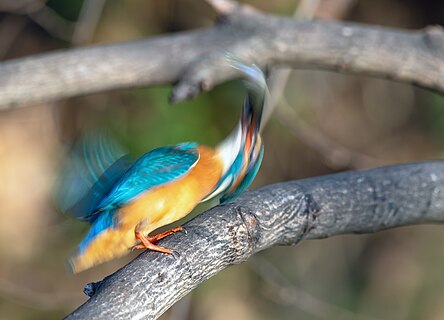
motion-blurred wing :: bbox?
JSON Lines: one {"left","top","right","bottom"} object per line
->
{"left": 55, "top": 131, "right": 130, "bottom": 221}
{"left": 95, "top": 142, "right": 199, "bottom": 212}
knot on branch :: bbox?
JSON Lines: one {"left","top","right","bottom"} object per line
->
{"left": 169, "top": 63, "right": 215, "bottom": 104}
{"left": 83, "top": 281, "right": 101, "bottom": 297}
{"left": 170, "top": 45, "right": 267, "bottom": 103}
{"left": 170, "top": 1, "right": 267, "bottom": 104}
{"left": 234, "top": 205, "right": 260, "bottom": 253}
{"left": 214, "top": 204, "right": 261, "bottom": 265}
{"left": 423, "top": 25, "right": 444, "bottom": 54}
{"left": 299, "top": 193, "right": 321, "bottom": 237}
{"left": 268, "top": 182, "right": 322, "bottom": 246}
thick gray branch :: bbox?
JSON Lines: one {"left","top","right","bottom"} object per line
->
{"left": 66, "top": 161, "right": 444, "bottom": 320}
{"left": 2, "top": 5, "right": 444, "bottom": 108}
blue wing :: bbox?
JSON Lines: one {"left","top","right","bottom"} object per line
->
{"left": 94, "top": 142, "right": 199, "bottom": 212}
{"left": 69, "top": 141, "right": 199, "bottom": 255}
{"left": 55, "top": 131, "right": 130, "bottom": 222}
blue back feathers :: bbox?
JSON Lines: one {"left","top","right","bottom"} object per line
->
{"left": 79, "top": 143, "right": 198, "bottom": 250}
{"left": 95, "top": 143, "right": 199, "bottom": 212}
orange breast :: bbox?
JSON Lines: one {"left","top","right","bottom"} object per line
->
{"left": 71, "top": 145, "right": 223, "bottom": 272}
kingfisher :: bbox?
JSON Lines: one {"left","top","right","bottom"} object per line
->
{"left": 57, "top": 58, "right": 268, "bottom": 273}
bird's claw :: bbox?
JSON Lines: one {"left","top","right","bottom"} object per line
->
{"left": 132, "top": 226, "right": 185, "bottom": 253}
{"left": 131, "top": 243, "right": 145, "bottom": 251}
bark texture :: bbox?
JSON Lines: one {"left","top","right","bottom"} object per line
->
{"left": 66, "top": 162, "right": 444, "bottom": 319}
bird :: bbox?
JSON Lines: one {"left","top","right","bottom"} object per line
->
{"left": 56, "top": 57, "right": 268, "bottom": 273}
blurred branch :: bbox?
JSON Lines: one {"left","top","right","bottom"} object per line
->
{"left": 168, "top": 293, "right": 192, "bottom": 320}
{"left": 264, "top": 0, "right": 321, "bottom": 125}
{"left": 0, "top": 15, "right": 28, "bottom": 58}
{"left": 276, "top": 96, "right": 377, "bottom": 168}
{"left": 71, "top": 0, "right": 106, "bottom": 45}
{"left": 1, "top": 0, "right": 104, "bottom": 44}
{"left": 249, "top": 256, "right": 376, "bottom": 320}
{"left": 267, "top": 0, "right": 371, "bottom": 169}
{"left": 0, "top": 0, "right": 45, "bottom": 14}
{"left": 1, "top": 0, "right": 444, "bottom": 109}
{"left": 316, "top": 0, "right": 358, "bottom": 20}
{"left": 66, "top": 161, "right": 444, "bottom": 319}
{"left": 27, "top": 5, "right": 75, "bottom": 42}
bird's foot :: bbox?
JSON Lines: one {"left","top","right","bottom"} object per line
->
{"left": 149, "top": 226, "right": 184, "bottom": 243}
{"left": 131, "top": 227, "right": 184, "bottom": 253}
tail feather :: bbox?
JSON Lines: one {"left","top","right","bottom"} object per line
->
{"left": 210, "top": 54, "right": 268, "bottom": 202}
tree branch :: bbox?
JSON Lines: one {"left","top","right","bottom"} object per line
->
{"left": 1, "top": 1, "right": 444, "bottom": 109}
{"left": 65, "top": 161, "right": 444, "bottom": 319}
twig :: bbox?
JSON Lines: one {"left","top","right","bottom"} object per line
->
{"left": 27, "top": 5, "right": 76, "bottom": 42}
{"left": 276, "top": 96, "right": 377, "bottom": 168}
{"left": 66, "top": 161, "right": 444, "bottom": 319}
{"left": 71, "top": 0, "right": 106, "bottom": 45}
{"left": 264, "top": 0, "right": 321, "bottom": 125}
{"left": 316, "top": 0, "right": 358, "bottom": 20}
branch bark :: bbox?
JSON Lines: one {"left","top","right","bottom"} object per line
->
{"left": 1, "top": 1, "right": 444, "bottom": 109}
{"left": 66, "top": 161, "right": 444, "bottom": 319}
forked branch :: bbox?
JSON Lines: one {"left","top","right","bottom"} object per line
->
{"left": 1, "top": 0, "right": 444, "bottom": 109}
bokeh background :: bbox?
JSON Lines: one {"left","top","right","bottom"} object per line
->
{"left": 1, "top": 0, "right": 444, "bottom": 319}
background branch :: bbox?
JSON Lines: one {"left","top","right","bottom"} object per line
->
{"left": 66, "top": 161, "right": 444, "bottom": 319}
{"left": 1, "top": 1, "right": 444, "bottom": 109}
{"left": 267, "top": 0, "right": 377, "bottom": 169}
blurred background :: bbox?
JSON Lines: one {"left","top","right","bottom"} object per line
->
{"left": 1, "top": 0, "right": 444, "bottom": 319}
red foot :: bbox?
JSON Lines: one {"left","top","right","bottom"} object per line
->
{"left": 132, "top": 226, "right": 184, "bottom": 253}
